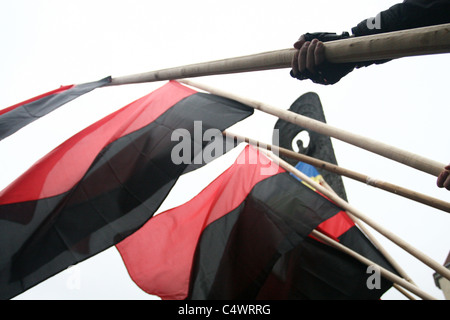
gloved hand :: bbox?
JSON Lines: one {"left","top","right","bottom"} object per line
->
{"left": 290, "top": 32, "right": 357, "bottom": 85}
{"left": 437, "top": 164, "right": 450, "bottom": 190}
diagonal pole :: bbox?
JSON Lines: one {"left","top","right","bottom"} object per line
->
{"left": 256, "top": 147, "right": 437, "bottom": 300}
{"left": 224, "top": 131, "right": 450, "bottom": 213}
{"left": 232, "top": 132, "right": 420, "bottom": 294}
{"left": 180, "top": 79, "right": 445, "bottom": 177}
{"left": 311, "top": 167, "right": 419, "bottom": 296}
{"left": 260, "top": 149, "right": 450, "bottom": 282}
{"left": 310, "top": 229, "right": 437, "bottom": 300}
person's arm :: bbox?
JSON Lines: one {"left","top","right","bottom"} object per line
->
{"left": 352, "top": 0, "right": 450, "bottom": 36}
{"left": 291, "top": 0, "right": 450, "bottom": 85}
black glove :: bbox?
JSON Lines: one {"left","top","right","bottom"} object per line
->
{"left": 290, "top": 32, "right": 356, "bottom": 85}
{"left": 291, "top": 31, "right": 390, "bottom": 85}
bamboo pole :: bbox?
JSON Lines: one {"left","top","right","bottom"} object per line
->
{"left": 302, "top": 163, "right": 417, "bottom": 286}
{"left": 257, "top": 146, "right": 434, "bottom": 299}
{"left": 260, "top": 149, "right": 450, "bottom": 282}
{"left": 323, "top": 23, "right": 450, "bottom": 63}
{"left": 310, "top": 229, "right": 437, "bottom": 300}
{"left": 227, "top": 131, "right": 421, "bottom": 295}
{"left": 327, "top": 202, "right": 419, "bottom": 298}
{"left": 236, "top": 132, "right": 420, "bottom": 292}
{"left": 180, "top": 79, "right": 445, "bottom": 177}
{"left": 393, "top": 284, "right": 417, "bottom": 300}
{"left": 109, "top": 23, "right": 450, "bottom": 86}
{"left": 224, "top": 131, "right": 450, "bottom": 213}
{"left": 250, "top": 140, "right": 428, "bottom": 298}
{"left": 255, "top": 144, "right": 430, "bottom": 299}
{"left": 311, "top": 161, "right": 418, "bottom": 290}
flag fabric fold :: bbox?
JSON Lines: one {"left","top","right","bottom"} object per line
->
{"left": 0, "top": 77, "right": 112, "bottom": 141}
{"left": 0, "top": 80, "right": 253, "bottom": 300}
{"left": 117, "top": 145, "right": 396, "bottom": 300}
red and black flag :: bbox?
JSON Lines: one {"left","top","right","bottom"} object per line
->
{"left": 117, "top": 145, "right": 396, "bottom": 300}
{"left": 0, "top": 77, "right": 111, "bottom": 141}
{"left": 0, "top": 81, "right": 253, "bottom": 300}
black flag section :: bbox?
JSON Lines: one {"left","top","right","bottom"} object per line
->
{"left": 273, "top": 92, "right": 347, "bottom": 201}
{"left": 0, "top": 81, "right": 253, "bottom": 300}
{"left": 0, "top": 77, "right": 111, "bottom": 141}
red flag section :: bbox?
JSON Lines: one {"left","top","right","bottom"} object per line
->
{"left": 117, "top": 146, "right": 284, "bottom": 299}
{"left": 0, "top": 81, "right": 195, "bottom": 205}
{"left": 0, "top": 81, "right": 253, "bottom": 300}
{"left": 117, "top": 145, "right": 396, "bottom": 300}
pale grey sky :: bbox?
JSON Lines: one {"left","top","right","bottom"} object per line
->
{"left": 1, "top": 0, "right": 449, "bottom": 300}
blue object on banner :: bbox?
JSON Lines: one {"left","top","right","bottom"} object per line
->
{"left": 291, "top": 162, "right": 324, "bottom": 184}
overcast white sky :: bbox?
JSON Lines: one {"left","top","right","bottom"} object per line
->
{"left": 0, "top": 0, "right": 449, "bottom": 300}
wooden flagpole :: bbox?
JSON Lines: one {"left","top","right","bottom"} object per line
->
{"left": 311, "top": 171, "right": 422, "bottom": 299}
{"left": 393, "top": 284, "right": 417, "bottom": 300}
{"left": 310, "top": 229, "right": 437, "bottom": 300}
{"left": 109, "top": 23, "right": 450, "bottom": 86}
{"left": 224, "top": 132, "right": 432, "bottom": 288}
{"left": 224, "top": 131, "right": 450, "bottom": 213}
{"left": 294, "top": 150, "right": 419, "bottom": 290}
{"left": 180, "top": 79, "right": 446, "bottom": 177}
{"left": 254, "top": 148, "right": 435, "bottom": 299}
{"left": 231, "top": 131, "right": 425, "bottom": 293}
{"left": 308, "top": 185, "right": 419, "bottom": 300}
{"left": 259, "top": 149, "right": 450, "bottom": 282}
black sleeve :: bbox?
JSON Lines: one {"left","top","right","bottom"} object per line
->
{"left": 351, "top": 0, "right": 450, "bottom": 36}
